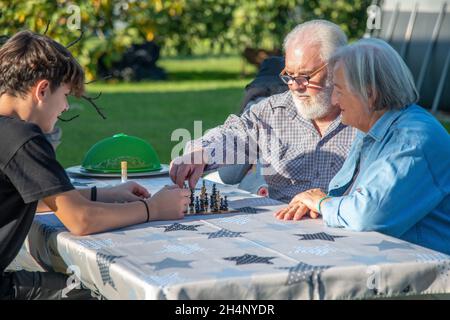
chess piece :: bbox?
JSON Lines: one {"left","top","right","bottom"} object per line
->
{"left": 190, "top": 189, "right": 194, "bottom": 205}
{"left": 195, "top": 196, "right": 200, "bottom": 213}
{"left": 210, "top": 194, "right": 215, "bottom": 211}
{"left": 201, "top": 180, "right": 207, "bottom": 199}
{"left": 224, "top": 196, "right": 228, "bottom": 211}
{"left": 215, "top": 191, "right": 221, "bottom": 211}
{"left": 199, "top": 198, "right": 205, "bottom": 213}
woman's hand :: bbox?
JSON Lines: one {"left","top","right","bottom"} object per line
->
{"left": 274, "top": 188, "right": 328, "bottom": 221}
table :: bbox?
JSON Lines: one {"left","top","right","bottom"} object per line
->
{"left": 9, "top": 175, "right": 450, "bottom": 299}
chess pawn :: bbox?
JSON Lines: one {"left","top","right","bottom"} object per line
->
{"left": 210, "top": 194, "right": 215, "bottom": 209}
{"left": 220, "top": 198, "right": 225, "bottom": 211}
{"left": 195, "top": 196, "right": 200, "bottom": 213}
{"left": 190, "top": 189, "right": 195, "bottom": 205}
{"left": 204, "top": 193, "right": 209, "bottom": 208}
{"left": 224, "top": 196, "right": 228, "bottom": 211}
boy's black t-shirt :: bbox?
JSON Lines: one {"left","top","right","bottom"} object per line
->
{"left": 0, "top": 116, "right": 74, "bottom": 274}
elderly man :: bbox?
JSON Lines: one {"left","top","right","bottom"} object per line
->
{"left": 170, "top": 20, "right": 356, "bottom": 202}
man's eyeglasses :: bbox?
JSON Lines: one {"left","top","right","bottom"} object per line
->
{"left": 279, "top": 63, "right": 328, "bottom": 88}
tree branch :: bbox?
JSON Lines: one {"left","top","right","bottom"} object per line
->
{"left": 43, "top": 20, "right": 51, "bottom": 35}
{"left": 85, "top": 74, "right": 112, "bottom": 85}
{"left": 81, "top": 92, "right": 107, "bottom": 119}
{"left": 66, "top": 30, "right": 84, "bottom": 48}
{"left": 58, "top": 114, "right": 80, "bottom": 122}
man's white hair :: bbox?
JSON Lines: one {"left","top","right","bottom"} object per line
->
{"left": 330, "top": 38, "right": 419, "bottom": 111}
{"left": 283, "top": 20, "right": 348, "bottom": 62}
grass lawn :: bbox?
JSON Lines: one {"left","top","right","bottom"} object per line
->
{"left": 57, "top": 56, "right": 256, "bottom": 167}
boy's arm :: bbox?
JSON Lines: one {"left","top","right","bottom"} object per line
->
{"left": 43, "top": 190, "right": 146, "bottom": 236}
{"left": 37, "top": 181, "right": 151, "bottom": 212}
{"left": 37, "top": 201, "right": 52, "bottom": 213}
{"left": 42, "top": 186, "right": 190, "bottom": 236}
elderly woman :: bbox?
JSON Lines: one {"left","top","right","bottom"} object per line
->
{"left": 275, "top": 38, "right": 450, "bottom": 254}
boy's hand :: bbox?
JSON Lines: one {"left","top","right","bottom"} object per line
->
{"left": 99, "top": 181, "right": 151, "bottom": 203}
{"left": 147, "top": 185, "right": 191, "bottom": 221}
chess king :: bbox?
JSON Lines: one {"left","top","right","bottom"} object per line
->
{"left": 170, "top": 20, "right": 356, "bottom": 203}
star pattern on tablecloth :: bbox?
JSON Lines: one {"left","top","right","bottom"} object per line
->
{"left": 136, "top": 232, "right": 175, "bottom": 242}
{"left": 78, "top": 238, "right": 116, "bottom": 250}
{"left": 294, "top": 232, "right": 346, "bottom": 242}
{"left": 96, "top": 252, "right": 124, "bottom": 290}
{"left": 414, "top": 253, "right": 450, "bottom": 262}
{"left": 207, "top": 267, "right": 255, "bottom": 279}
{"left": 146, "top": 257, "right": 194, "bottom": 271}
{"left": 40, "top": 224, "right": 64, "bottom": 256}
{"left": 217, "top": 215, "right": 251, "bottom": 225}
{"left": 264, "top": 222, "right": 292, "bottom": 231}
{"left": 367, "top": 240, "right": 413, "bottom": 251}
{"left": 290, "top": 244, "right": 337, "bottom": 256}
{"left": 142, "top": 272, "right": 187, "bottom": 288}
{"left": 224, "top": 253, "right": 276, "bottom": 265}
{"left": 436, "top": 260, "right": 450, "bottom": 280}
{"left": 156, "top": 243, "right": 204, "bottom": 255}
{"left": 202, "top": 228, "right": 247, "bottom": 239}
{"left": 234, "top": 238, "right": 276, "bottom": 250}
{"left": 156, "top": 223, "right": 202, "bottom": 232}
{"left": 278, "top": 262, "right": 332, "bottom": 285}
{"left": 349, "top": 254, "right": 389, "bottom": 265}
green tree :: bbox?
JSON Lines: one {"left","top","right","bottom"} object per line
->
{"left": 0, "top": 0, "right": 371, "bottom": 78}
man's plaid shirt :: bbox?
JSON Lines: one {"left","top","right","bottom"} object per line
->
{"left": 187, "top": 91, "right": 356, "bottom": 203}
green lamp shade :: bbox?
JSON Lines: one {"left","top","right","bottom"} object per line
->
{"left": 81, "top": 133, "right": 162, "bottom": 173}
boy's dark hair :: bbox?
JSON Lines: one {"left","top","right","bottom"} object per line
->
{"left": 0, "top": 30, "right": 85, "bottom": 98}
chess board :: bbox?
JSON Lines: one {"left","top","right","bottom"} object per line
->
{"left": 185, "top": 182, "right": 237, "bottom": 215}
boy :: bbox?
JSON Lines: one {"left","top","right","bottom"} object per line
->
{"left": 0, "top": 31, "right": 190, "bottom": 299}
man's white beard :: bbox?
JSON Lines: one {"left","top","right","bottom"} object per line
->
{"left": 291, "top": 87, "right": 333, "bottom": 120}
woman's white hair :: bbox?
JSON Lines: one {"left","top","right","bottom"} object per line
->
{"left": 283, "top": 20, "right": 348, "bottom": 62}
{"left": 330, "top": 38, "right": 419, "bottom": 110}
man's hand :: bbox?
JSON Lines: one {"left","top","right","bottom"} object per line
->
{"left": 274, "top": 188, "right": 328, "bottom": 221}
{"left": 170, "top": 149, "right": 208, "bottom": 189}
{"left": 99, "top": 181, "right": 151, "bottom": 203}
{"left": 147, "top": 185, "right": 191, "bottom": 221}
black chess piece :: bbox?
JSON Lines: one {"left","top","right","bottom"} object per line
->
{"left": 195, "top": 196, "right": 200, "bottom": 213}
{"left": 210, "top": 194, "right": 215, "bottom": 210}
{"left": 220, "top": 197, "right": 225, "bottom": 211}
{"left": 204, "top": 193, "right": 209, "bottom": 208}
{"left": 199, "top": 198, "right": 205, "bottom": 213}
{"left": 224, "top": 196, "right": 228, "bottom": 211}
{"left": 190, "top": 189, "right": 194, "bottom": 206}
